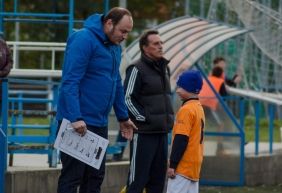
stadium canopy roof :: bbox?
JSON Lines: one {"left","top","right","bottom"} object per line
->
{"left": 121, "top": 16, "right": 249, "bottom": 90}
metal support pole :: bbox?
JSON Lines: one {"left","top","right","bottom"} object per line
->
{"left": 280, "top": 0, "right": 282, "bottom": 14}
{"left": 200, "top": 0, "right": 205, "bottom": 18}
{"left": 0, "top": 78, "right": 9, "bottom": 193}
{"left": 119, "top": 0, "right": 127, "bottom": 48}
{"left": 0, "top": 0, "right": 4, "bottom": 32}
{"left": 68, "top": 0, "right": 74, "bottom": 36}
{"left": 49, "top": 84, "right": 59, "bottom": 167}
{"left": 254, "top": 101, "right": 260, "bottom": 155}
{"left": 185, "top": 0, "right": 190, "bottom": 15}
{"left": 268, "top": 104, "right": 274, "bottom": 154}
{"left": 119, "top": 0, "right": 127, "bottom": 8}
{"left": 239, "top": 98, "right": 245, "bottom": 130}
{"left": 104, "top": 0, "right": 110, "bottom": 15}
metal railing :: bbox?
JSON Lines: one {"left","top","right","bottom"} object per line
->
{"left": 0, "top": 78, "right": 59, "bottom": 193}
{"left": 7, "top": 41, "right": 65, "bottom": 78}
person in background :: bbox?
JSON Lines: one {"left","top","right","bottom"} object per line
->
{"left": 166, "top": 70, "right": 205, "bottom": 193}
{"left": 213, "top": 56, "right": 241, "bottom": 87}
{"left": 56, "top": 7, "right": 137, "bottom": 193}
{"left": 124, "top": 29, "right": 174, "bottom": 193}
{"left": 199, "top": 66, "right": 228, "bottom": 155}
{"left": 0, "top": 32, "right": 13, "bottom": 114}
{"left": 200, "top": 66, "right": 228, "bottom": 110}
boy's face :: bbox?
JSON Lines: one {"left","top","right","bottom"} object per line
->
{"left": 176, "top": 87, "right": 191, "bottom": 100}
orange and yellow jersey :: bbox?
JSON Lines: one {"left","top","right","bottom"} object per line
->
{"left": 172, "top": 99, "right": 205, "bottom": 181}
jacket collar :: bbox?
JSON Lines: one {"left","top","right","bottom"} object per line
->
{"left": 141, "top": 53, "right": 169, "bottom": 71}
{"left": 182, "top": 97, "right": 199, "bottom": 106}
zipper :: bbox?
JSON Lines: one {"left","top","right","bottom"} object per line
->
{"left": 160, "top": 63, "right": 169, "bottom": 130}
{"left": 163, "top": 66, "right": 171, "bottom": 131}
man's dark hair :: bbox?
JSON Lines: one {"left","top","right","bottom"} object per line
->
{"left": 103, "top": 7, "right": 132, "bottom": 25}
{"left": 213, "top": 56, "right": 225, "bottom": 65}
{"left": 211, "top": 66, "right": 223, "bottom": 77}
{"left": 139, "top": 29, "right": 159, "bottom": 53}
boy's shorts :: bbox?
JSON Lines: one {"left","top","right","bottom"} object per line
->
{"left": 166, "top": 174, "right": 199, "bottom": 193}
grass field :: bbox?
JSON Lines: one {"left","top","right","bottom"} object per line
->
{"left": 7, "top": 117, "right": 50, "bottom": 135}
{"left": 200, "top": 185, "right": 282, "bottom": 193}
{"left": 10, "top": 116, "right": 282, "bottom": 142}
{"left": 244, "top": 116, "right": 282, "bottom": 142}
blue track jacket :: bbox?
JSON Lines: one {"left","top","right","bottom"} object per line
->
{"left": 56, "top": 14, "right": 128, "bottom": 127}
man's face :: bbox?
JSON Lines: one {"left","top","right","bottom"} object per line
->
{"left": 143, "top": 34, "right": 163, "bottom": 61}
{"left": 215, "top": 60, "right": 226, "bottom": 71}
{"left": 106, "top": 15, "right": 133, "bottom": 45}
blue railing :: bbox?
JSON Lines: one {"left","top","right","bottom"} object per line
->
{"left": 198, "top": 94, "right": 280, "bottom": 186}
{"left": 0, "top": 77, "right": 129, "bottom": 192}
{"left": 0, "top": 0, "right": 74, "bottom": 35}
{"left": 196, "top": 63, "right": 282, "bottom": 186}
{"left": 1, "top": 76, "right": 281, "bottom": 191}
{"left": 0, "top": 78, "right": 59, "bottom": 193}
{"left": 0, "top": 78, "right": 8, "bottom": 193}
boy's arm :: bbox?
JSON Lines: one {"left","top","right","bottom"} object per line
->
{"left": 168, "top": 108, "right": 192, "bottom": 178}
{"left": 169, "top": 134, "right": 189, "bottom": 169}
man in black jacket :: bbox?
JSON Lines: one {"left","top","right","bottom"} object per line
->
{"left": 124, "top": 29, "right": 174, "bottom": 193}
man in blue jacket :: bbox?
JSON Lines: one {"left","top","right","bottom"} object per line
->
{"left": 56, "top": 7, "right": 136, "bottom": 193}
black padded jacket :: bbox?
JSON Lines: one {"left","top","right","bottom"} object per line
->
{"left": 124, "top": 54, "right": 174, "bottom": 134}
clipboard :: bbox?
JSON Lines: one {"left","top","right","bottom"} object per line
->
{"left": 54, "top": 118, "right": 109, "bottom": 169}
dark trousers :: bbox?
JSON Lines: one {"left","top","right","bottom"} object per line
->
{"left": 126, "top": 133, "right": 168, "bottom": 193}
{"left": 57, "top": 123, "right": 108, "bottom": 193}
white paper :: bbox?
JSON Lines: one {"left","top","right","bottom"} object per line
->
{"left": 54, "top": 118, "right": 109, "bottom": 169}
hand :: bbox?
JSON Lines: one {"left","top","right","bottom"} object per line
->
{"left": 233, "top": 74, "right": 242, "bottom": 84}
{"left": 119, "top": 119, "right": 138, "bottom": 140}
{"left": 71, "top": 120, "right": 87, "bottom": 136}
{"left": 167, "top": 168, "right": 176, "bottom": 179}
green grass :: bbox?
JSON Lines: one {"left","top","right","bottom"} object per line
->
{"left": 22, "top": 117, "right": 49, "bottom": 125}
{"left": 7, "top": 116, "right": 282, "bottom": 142}
{"left": 8, "top": 117, "right": 50, "bottom": 135}
{"left": 200, "top": 185, "right": 282, "bottom": 193}
{"left": 244, "top": 116, "right": 282, "bottom": 142}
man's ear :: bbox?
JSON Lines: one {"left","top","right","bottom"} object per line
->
{"left": 105, "top": 19, "right": 113, "bottom": 31}
{"left": 109, "top": 24, "right": 113, "bottom": 31}
{"left": 142, "top": 45, "right": 148, "bottom": 54}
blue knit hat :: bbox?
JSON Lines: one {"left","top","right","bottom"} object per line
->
{"left": 177, "top": 70, "right": 203, "bottom": 94}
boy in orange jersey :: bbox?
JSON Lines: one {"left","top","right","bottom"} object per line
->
{"left": 166, "top": 70, "right": 205, "bottom": 193}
